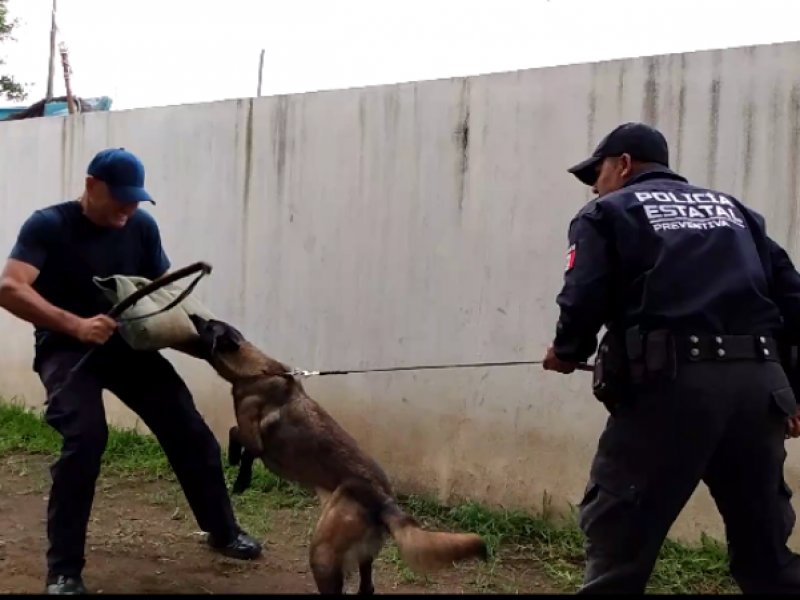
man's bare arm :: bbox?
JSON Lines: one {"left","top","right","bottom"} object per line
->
{"left": 0, "top": 258, "right": 83, "bottom": 337}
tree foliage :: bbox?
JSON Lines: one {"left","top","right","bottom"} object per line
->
{"left": 0, "top": 0, "right": 26, "bottom": 101}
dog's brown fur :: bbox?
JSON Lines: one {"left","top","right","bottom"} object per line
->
{"left": 188, "top": 315, "right": 488, "bottom": 595}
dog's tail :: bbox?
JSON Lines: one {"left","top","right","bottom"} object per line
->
{"left": 340, "top": 479, "right": 488, "bottom": 573}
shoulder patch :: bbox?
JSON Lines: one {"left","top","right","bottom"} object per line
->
{"left": 565, "top": 243, "right": 576, "bottom": 272}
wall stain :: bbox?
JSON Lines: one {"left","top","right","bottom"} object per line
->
{"left": 411, "top": 84, "right": 423, "bottom": 211}
{"left": 383, "top": 88, "right": 400, "bottom": 187}
{"left": 272, "top": 96, "right": 290, "bottom": 203}
{"left": 643, "top": 56, "right": 660, "bottom": 125}
{"left": 788, "top": 85, "right": 800, "bottom": 245}
{"left": 359, "top": 94, "right": 367, "bottom": 150}
{"left": 243, "top": 99, "right": 255, "bottom": 219}
{"left": 675, "top": 55, "right": 687, "bottom": 171}
{"left": 767, "top": 83, "right": 787, "bottom": 238}
{"left": 616, "top": 61, "right": 626, "bottom": 120}
{"left": 706, "top": 52, "right": 723, "bottom": 187}
{"left": 587, "top": 64, "right": 598, "bottom": 152}
{"left": 62, "top": 116, "right": 78, "bottom": 197}
{"left": 455, "top": 79, "right": 471, "bottom": 212}
{"left": 385, "top": 88, "right": 400, "bottom": 132}
{"left": 104, "top": 112, "right": 112, "bottom": 148}
{"left": 358, "top": 93, "right": 367, "bottom": 203}
{"left": 240, "top": 99, "right": 255, "bottom": 321}
{"left": 768, "top": 84, "right": 781, "bottom": 201}
{"left": 233, "top": 99, "right": 242, "bottom": 162}
{"left": 741, "top": 99, "right": 755, "bottom": 197}
{"left": 740, "top": 48, "right": 759, "bottom": 199}
{"left": 60, "top": 119, "right": 68, "bottom": 197}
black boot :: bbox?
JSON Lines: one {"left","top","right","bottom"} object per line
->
{"left": 207, "top": 529, "right": 263, "bottom": 560}
{"left": 45, "top": 575, "right": 87, "bottom": 595}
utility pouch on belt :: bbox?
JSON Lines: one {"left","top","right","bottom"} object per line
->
{"left": 592, "top": 329, "right": 631, "bottom": 415}
{"left": 642, "top": 329, "right": 677, "bottom": 382}
{"left": 623, "top": 326, "right": 678, "bottom": 383}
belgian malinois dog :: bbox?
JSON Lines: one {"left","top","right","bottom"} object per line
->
{"left": 188, "top": 315, "right": 488, "bottom": 594}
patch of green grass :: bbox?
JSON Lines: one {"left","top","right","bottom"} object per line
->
{"left": 401, "top": 493, "right": 736, "bottom": 594}
{"left": 0, "top": 399, "right": 737, "bottom": 594}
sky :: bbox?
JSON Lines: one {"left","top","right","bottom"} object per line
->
{"left": 2, "top": 0, "right": 800, "bottom": 112}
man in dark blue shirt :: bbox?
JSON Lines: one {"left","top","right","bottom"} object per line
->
{"left": 543, "top": 123, "right": 800, "bottom": 594}
{"left": 0, "top": 149, "right": 262, "bottom": 595}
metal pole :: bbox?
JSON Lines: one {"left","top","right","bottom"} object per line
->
{"left": 257, "top": 49, "right": 265, "bottom": 97}
{"left": 46, "top": 0, "right": 57, "bottom": 100}
{"left": 59, "top": 42, "right": 75, "bottom": 115}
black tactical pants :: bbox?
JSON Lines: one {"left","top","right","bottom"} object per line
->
{"left": 36, "top": 337, "right": 239, "bottom": 579}
{"left": 578, "top": 359, "right": 800, "bottom": 594}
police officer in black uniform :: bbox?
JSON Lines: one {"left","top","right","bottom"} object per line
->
{"left": 542, "top": 122, "right": 800, "bottom": 594}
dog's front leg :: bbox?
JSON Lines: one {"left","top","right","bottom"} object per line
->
{"left": 232, "top": 448, "right": 256, "bottom": 495}
{"left": 229, "top": 397, "right": 267, "bottom": 495}
{"left": 228, "top": 426, "right": 244, "bottom": 467}
{"left": 228, "top": 425, "right": 254, "bottom": 495}
{"left": 235, "top": 396, "right": 265, "bottom": 454}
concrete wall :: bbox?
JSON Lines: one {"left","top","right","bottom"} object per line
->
{"left": 1, "top": 39, "right": 800, "bottom": 546}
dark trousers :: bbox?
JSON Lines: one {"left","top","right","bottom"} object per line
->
{"left": 578, "top": 359, "right": 800, "bottom": 594}
{"left": 36, "top": 337, "right": 239, "bottom": 579}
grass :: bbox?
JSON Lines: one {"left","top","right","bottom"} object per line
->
{"left": 0, "top": 399, "right": 737, "bottom": 594}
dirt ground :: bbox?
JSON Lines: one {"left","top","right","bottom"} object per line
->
{"left": 0, "top": 454, "right": 559, "bottom": 595}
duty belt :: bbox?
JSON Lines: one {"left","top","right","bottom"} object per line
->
{"left": 674, "top": 334, "right": 778, "bottom": 363}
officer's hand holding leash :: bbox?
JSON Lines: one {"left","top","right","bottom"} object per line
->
{"left": 787, "top": 414, "right": 800, "bottom": 439}
{"left": 542, "top": 344, "right": 579, "bottom": 373}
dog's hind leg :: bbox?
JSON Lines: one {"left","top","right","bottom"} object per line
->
{"left": 310, "top": 487, "right": 373, "bottom": 594}
{"left": 357, "top": 559, "right": 374, "bottom": 595}
{"left": 310, "top": 542, "right": 344, "bottom": 595}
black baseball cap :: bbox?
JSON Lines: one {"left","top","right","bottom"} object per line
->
{"left": 567, "top": 122, "right": 670, "bottom": 187}
{"left": 87, "top": 148, "right": 155, "bottom": 204}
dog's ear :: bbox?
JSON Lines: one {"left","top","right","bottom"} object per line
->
{"left": 189, "top": 314, "right": 216, "bottom": 349}
{"left": 209, "top": 320, "right": 244, "bottom": 354}
{"left": 189, "top": 314, "right": 208, "bottom": 332}
{"left": 189, "top": 315, "right": 242, "bottom": 354}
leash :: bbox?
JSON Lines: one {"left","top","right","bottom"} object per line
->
{"left": 47, "top": 262, "right": 213, "bottom": 403}
{"left": 289, "top": 359, "right": 595, "bottom": 378}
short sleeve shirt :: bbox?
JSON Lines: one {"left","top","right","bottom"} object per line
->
{"left": 9, "top": 200, "right": 171, "bottom": 351}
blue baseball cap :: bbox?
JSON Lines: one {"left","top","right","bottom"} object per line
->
{"left": 87, "top": 148, "right": 155, "bottom": 204}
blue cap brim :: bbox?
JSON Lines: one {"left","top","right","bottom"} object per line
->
{"left": 108, "top": 185, "right": 155, "bottom": 204}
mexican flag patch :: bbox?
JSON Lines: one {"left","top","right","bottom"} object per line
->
{"left": 565, "top": 243, "right": 576, "bottom": 272}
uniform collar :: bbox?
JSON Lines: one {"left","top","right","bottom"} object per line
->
{"left": 622, "top": 165, "right": 688, "bottom": 188}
